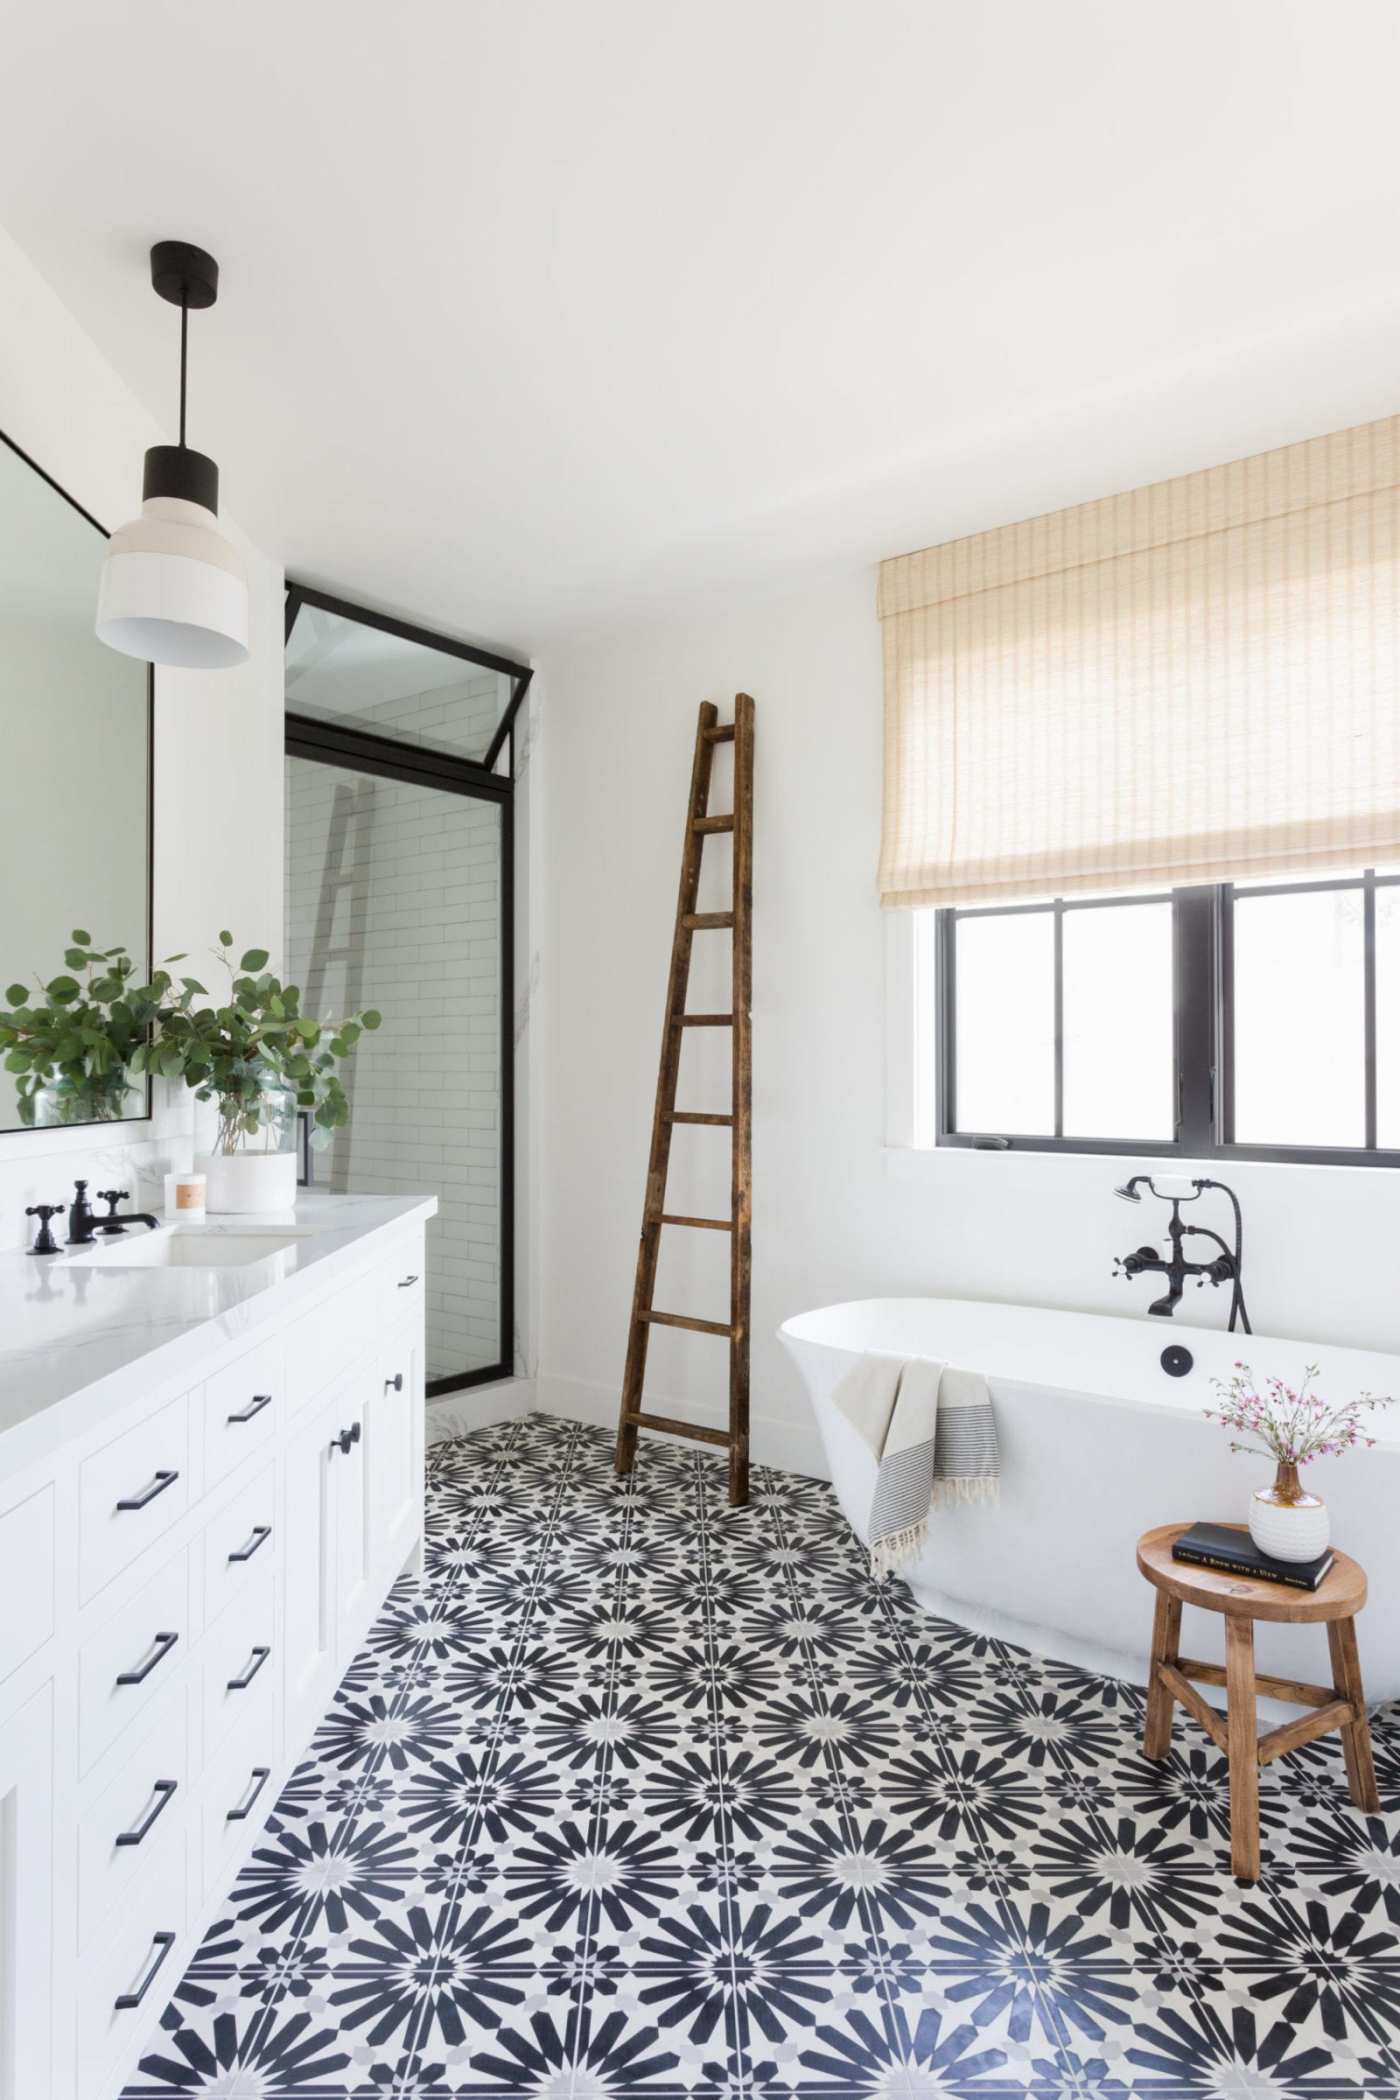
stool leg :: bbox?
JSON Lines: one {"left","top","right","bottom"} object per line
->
{"left": 1143, "top": 1592, "right": 1181, "bottom": 1759}
{"left": 1224, "top": 1616, "right": 1260, "bottom": 1882}
{"left": 1328, "top": 1615, "right": 1381, "bottom": 1814}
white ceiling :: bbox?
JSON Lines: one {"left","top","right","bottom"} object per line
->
{"left": 4, "top": 0, "right": 1400, "bottom": 659}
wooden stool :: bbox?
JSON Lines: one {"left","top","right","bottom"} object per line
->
{"left": 1136, "top": 1523, "right": 1379, "bottom": 1881}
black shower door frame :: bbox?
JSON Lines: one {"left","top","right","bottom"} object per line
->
{"left": 285, "top": 582, "right": 532, "bottom": 1397}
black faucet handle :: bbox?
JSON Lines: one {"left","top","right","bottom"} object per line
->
{"left": 25, "top": 1203, "right": 66, "bottom": 1256}
{"left": 97, "top": 1189, "right": 130, "bottom": 1215}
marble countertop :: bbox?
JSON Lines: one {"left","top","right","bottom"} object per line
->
{"left": 0, "top": 1190, "right": 437, "bottom": 1475}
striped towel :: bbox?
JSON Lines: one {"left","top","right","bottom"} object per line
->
{"left": 833, "top": 1354, "right": 999, "bottom": 1577}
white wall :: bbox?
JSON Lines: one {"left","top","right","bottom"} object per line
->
{"left": 0, "top": 222, "right": 284, "bottom": 1245}
{"left": 537, "top": 570, "right": 1400, "bottom": 1478}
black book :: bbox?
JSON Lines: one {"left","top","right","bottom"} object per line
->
{"left": 1172, "top": 1521, "right": 1334, "bottom": 1593}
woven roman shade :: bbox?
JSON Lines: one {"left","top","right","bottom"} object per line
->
{"left": 878, "top": 416, "right": 1400, "bottom": 909}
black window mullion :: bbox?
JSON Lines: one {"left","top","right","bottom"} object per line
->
{"left": 1365, "top": 869, "right": 1378, "bottom": 1150}
{"left": 1052, "top": 901, "right": 1064, "bottom": 1139}
{"left": 1173, "top": 885, "right": 1217, "bottom": 1154}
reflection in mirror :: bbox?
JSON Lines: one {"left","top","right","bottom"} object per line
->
{"left": 0, "top": 433, "right": 151, "bottom": 1133}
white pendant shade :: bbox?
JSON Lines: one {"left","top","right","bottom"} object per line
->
{"left": 96, "top": 495, "right": 249, "bottom": 670}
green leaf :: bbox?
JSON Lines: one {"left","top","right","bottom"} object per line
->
{"left": 239, "top": 948, "right": 270, "bottom": 972}
{"left": 180, "top": 977, "right": 208, "bottom": 995}
{"left": 70, "top": 928, "right": 91, "bottom": 945}
{"left": 4, "top": 983, "right": 27, "bottom": 1007}
{"left": 361, "top": 1009, "right": 382, "bottom": 1029}
{"left": 64, "top": 947, "right": 89, "bottom": 970}
{"left": 46, "top": 975, "right": 80, "bottom": 1002}
{"left": 218, "top": 929, "right": 233, "bottom": 948}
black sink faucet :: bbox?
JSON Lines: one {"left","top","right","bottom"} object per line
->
{"left": 1111, "top": 1175, "right": 1252, "bottom": 1334}
{"left": 65, "top": 1178, "right": 159, "bottom": 1246}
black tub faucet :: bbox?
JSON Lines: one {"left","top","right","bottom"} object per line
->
{"left": 65, "top": 1178, "right": 159, "bottom": 1246}
{"left": 1111, "top": 1175, "right": 1252, "bottom": 1334}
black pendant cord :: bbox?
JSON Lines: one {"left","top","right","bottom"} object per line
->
{"left": 178, "top": 295, "right": 188, "bottom": 450}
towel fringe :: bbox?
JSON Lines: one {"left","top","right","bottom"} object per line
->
{"left": 869, "top": 1519, "right": 928, "bottom": 1580}
{"left": 868, "top": 1477, "right": 1000, "bottom": 1578}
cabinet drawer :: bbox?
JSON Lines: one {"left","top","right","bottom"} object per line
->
{"left": 0, "top": 1482, "right": 55, "bottom": 1682}
{"left": 79, "top": 1812, "right": 187, "bottom": 2095}
{"left": 79, "top": 1682, "right": 189, "bottom": 1945}
{"left": 203, "top": 1561, "right": 277, "bottom": 1749}
{"left": 79, "top": 1393, "right": 190, "bottom": 1602}
{"left": 80, "top": 1548, "right": 190, "bottom": 1776}
{"left": 284, "top": 1281, "right": 372, "bottom": 1412}
{"left": 200, "top": 1669, "right": 278, "bottom": 1894}
{"left": 381, "top": 1235, "right": 426, "bottom": 1327}
{"left": 203, "top": 1461, "right": 278, "bottom": 1628}
{"left": 203, "top": 1335, "right": 281, "bottom": 1489}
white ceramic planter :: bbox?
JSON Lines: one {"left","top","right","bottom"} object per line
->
{"left": 195, "top": 1148, "right": 299, "bottom": 1214}
{"left": 1248, "top": 1482, "right": 1330, "bottom": 1562}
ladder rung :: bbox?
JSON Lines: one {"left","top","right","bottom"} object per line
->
{"left": 624, "top": 1409, "right": 731, "bottom": 1447}
{"left": 677, "top": 1013, "right": 733, "bottom": 1027}
{"left": 703, "top": 724, "right": 735, "bottom": 744}
{"left": 692, "top": 814, "right": 734, "bottom": 834}
{"left": 642, "top": 1311, "right": 734, "bottom": 1336}
{"left": 667, "top": 1111, "right": 734, "bottom": 1126}
{"left": 681, "top": 912, "right": 735, "bottom": 930}
{"left": 658, "top": 1214, "right": 734, "bottom": 1231}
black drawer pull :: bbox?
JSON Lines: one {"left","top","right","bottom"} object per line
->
{"left": 228, "top": 1523, "right": 272, "bottom": 1564}
{"left": 116, "top": 1630, "right": 179, "bottom": 1686}
{"left": 115, "top": 1469, "right": 179, "bottom": 1513}
{"left": 228, "top": 1643, "right": 270, "bottom": 1692}
{"left": 330, "top": 1421, "right": 362, "bottom": 1457}
{"left": 227, "top": 1391, "right": 272, "bottom": 1425}
{"left": 115, "top": 1779, "right": 177, "bottom": 1848}
{"left": 226, "top": 1765, "right": 270, "bottom": 1823}
{"left": 114, "top": 1930, "right": 175, "bottom": 2011}
{"left": 385, "top": 1372, "right": 404, "bottom": 1393}
{"left": 397, "top": 1274, "right": 418, "bottom": 1287}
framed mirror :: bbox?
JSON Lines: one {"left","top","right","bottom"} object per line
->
{"left": 0, "top": 430, "right": 152, "bottom": 1133}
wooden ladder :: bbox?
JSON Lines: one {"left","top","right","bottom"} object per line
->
{"left": 614, "top": 694, "right": 754, "bottom": 1506}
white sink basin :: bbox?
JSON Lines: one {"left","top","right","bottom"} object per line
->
{"left": 68, "top": 1230, "right": 311, "bottom": 1270}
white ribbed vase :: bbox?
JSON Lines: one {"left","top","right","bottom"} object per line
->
{"left": 1248, "top": 1462, "right": 1330, "bottom": 1563}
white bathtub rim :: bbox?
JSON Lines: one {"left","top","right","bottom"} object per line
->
{"left": 778, "top": 1294, "right": 1400, "bottom": 1448}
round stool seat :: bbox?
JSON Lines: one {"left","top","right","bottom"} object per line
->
{"left": 1137, "top": 1523, "right": 1367, "bottom": 1624}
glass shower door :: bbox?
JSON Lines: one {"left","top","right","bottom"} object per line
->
{"left": 284, "top": 751, "right": 507, "bottom": 1386}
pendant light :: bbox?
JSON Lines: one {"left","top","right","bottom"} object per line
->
{"left": 96, "top": 241, "right": 249, "bottom": 670}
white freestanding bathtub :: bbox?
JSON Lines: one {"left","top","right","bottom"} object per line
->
{"left": 780, "top": 1297, "right": 1400, "bottom": 1703}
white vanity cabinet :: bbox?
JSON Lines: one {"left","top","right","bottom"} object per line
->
{"left": 0, "top": 1200, "right": 431, "bottom": 2100}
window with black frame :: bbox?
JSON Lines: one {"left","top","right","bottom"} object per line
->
{"left": 934, "top": 869, "right": 1400, "bottom": 1166}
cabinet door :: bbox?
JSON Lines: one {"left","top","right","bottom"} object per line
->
{"left": 366, "top": 1323, "right": 422, "bottom": 1590}
{"left": 0, "top": 1683, "right": 53, "bottom": 2100}
{"left": 333, "top": 1374, "right": 372, "bottom": 1662}
{"left": 281, "top": 1383, "right": 343, "bottom": 1753}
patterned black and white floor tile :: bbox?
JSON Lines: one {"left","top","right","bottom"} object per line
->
{"left": 125, "top": 1413, "right": 1400, "bottom": 2097}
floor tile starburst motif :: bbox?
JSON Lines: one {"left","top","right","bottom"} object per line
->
{"left": 125, "top": 1413, "right": 1400, "bottom": 2096}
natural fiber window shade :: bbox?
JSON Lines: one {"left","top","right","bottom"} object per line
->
{"left": 878, "top": 416, "right": 1400, "bottom": 909}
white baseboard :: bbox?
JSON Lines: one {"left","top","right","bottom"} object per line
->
{"left": 427, "top": 1376, "right": 535, "bottom": 1445}
{"left": 534, "top": 1371, "right": 831, "bottom": 1481}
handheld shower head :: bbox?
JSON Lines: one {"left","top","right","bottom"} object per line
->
{"left": 1114, "top": 1178, "right": 1147, "bottom": 1202}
